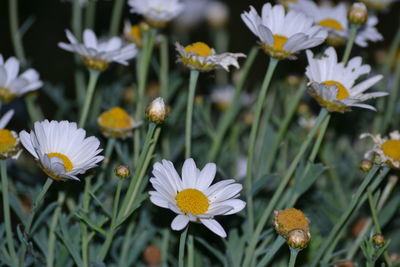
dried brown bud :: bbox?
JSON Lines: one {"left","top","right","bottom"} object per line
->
{"left": 372, "top": 233, "right": 386, "bottom": 247}
{"left": 146, "top": 97, "right": 170, "bottom": 124}
{"left": 115, "top": 165, "right": 130, "bottom": 179}
{"left": 348, "top": 3, "right": 368, "bottom": 25}
{"left": 287, "top": 229, "right": 310, "bottom": 250}
{"left": 143, "top": 245, "right": 162, "bottom": 267}
{"left": 359, "top": 159, "right": 373, "bottom": 172}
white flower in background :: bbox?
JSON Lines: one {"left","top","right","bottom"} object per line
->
{"left": 205, "top": 1, "right": 229, "bottom": 28}
{"left": 174, "top": 0, "right": 210, "bottom": 29}
{"left": 123, "top": 20, "right": 145, "bottom": 48}
{"left": 0, "top": 55, "right": 43, "bottom": 102}
{"left": 58, "top": 29, "right": 138, "bottom": 71}
{"left": 361, "top": 131, "right": 400, "bottom": 169}
{"left": 361, "top": 0, "right": 398, "bottom": 11}
{"left": 149, "top": 158, "right": 246, "bottom": 237}
{"left": 20, "top": 120, "right": 104, "bottom": 181}
{"left": 306, "top": 47, "right": 387, "bottom": 113}
{"left": 176, "top": 42, "right": 246, "bottom": 72}
{"left": 0, "top": 110, "right": 20, "bottom": 159}
{"left": 289, "top": 0, "right": 382, "bottom": 47}
{"left": 241, "top": 3, "right": 327, "bottom": 59}
{"left": 235, "top": 156, "right": 247, "bottom": 181}
{"left": 210, "top": 85, "right": 253, "bottom": 111}
{"left": 128, "top": 0, "right": 184, "bottom": 28}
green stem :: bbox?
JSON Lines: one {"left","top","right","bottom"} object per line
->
{"left": 84, "top": 0, "right": 97, "bottom": 29}
{"left": 79, "top": 69, "right": 100, "bottom": 128}
{"left": 81, "top": 176, "right": 92, "bottom": 267}
{"left": 47, "top": 192, "right": 65, "bottom": 267}
{"left": 72, "top": 0, "right": 82, "bottom": 38}
{"left": 9, "top": 0, "right": 26, "bottom": 65}
{"left": 187, "top": 234, "right": 194, "bottom": 267}
{"left": 185, "top": 70, "right": 200, "bottom": 158}
{"left": 288, "top": 248, "right": 299, "bottom": 267}
{"left": 179, "top": 227, "right": 188, "bottom": 267}
{"left": 19, "top": 178, "right": 53, "bottom": 267}
{"left": 109, "top": 0, "right": 125, "bottom": 36}
{"left": 160, "top": 36, "right": 169, "bottom": 100}
{"left": 245, "top": 58, "right": 279, "bottom": 235}
{"left": 25, "top": 94, "right": 43, "bottom": 124}
{"left": 382, "top": 57, "right": 400, "bottom": 132}
{"left": 242, "top": 108, "right": 329, "bottom": 267}
{"left": 310, "top": 166, "right": 386, "bottom": 267}
{"left": 342, "top": 24, "right": 360, "bottom": 64}
{"left": 208, "top": 46, "right": 258, "bottom": 162}
{"left": 367, "top": 188, "right": 382, "bottom": 234}
{"left": 1, "top": 160, "right": 18, "bottom": 265}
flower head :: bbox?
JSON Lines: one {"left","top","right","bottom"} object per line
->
{"left": 20, "top": 120, "right": 104, "bottom": 181}
{"left": 58, "top": 29, "right": 138, "bottom": 71}
{"left": 0, "top": 110, "right": 20, "bottom": 159}
{"left": 306, "top": 47, "right": 386, "bottom": 112}
{"left": 128, "top": 0, "right": 184, "bottom": 28}
{"left": 97, "top": 107, "right": 141, "bottom": 138}
{"left": 176, "top": 42, "right": 245, "bottom": 71}
{"left": 0, "top": 55, "right": 43, "bottom": 102}
{"left": 360, "top": 131, "right": 400, "bottom": 169}
{"left": 274, "top": 208, "right": 310, "bottom": 238}
{"left": 123, "top": 20, "right": 148, "bottom": 48}
{"left": 241, "top": 3, "right": 327, "bottom": 59}
{"left": 149, "top": 158, "right": 246, "bottom": 237}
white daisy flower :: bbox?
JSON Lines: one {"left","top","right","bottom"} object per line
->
{"left": 19, "top": 120, "right": 104, "bottom": 181}
{"left": 149, "top": 158, "right": 246, "bottom": 237}
{"left": 305, "top": 47, "right": 387, "bottom": 113}
{"left": 360, "top": 131, "right": 400, "bottom": 169}
{"left": 0, "top": 55, "right": 43, "bottom": 102}
{"left": 210, "top": 85, "right": 253, "bottom": 111}
{"left": 128, "top": 0, "right": 184, "bottom": 28}
{"left": 176, "top": 42, "right": 246, "bottom": 72}
{"left": 289, "top": 0, "right": 382, "bottom": 47}
{"left": 0, "top": 110, "right": 21, "bottom": 159}
{"left": 58, "top": 29, "right": 138, "bottom": 71}
{"left": 241, "top": 3, "right": 327, "bottom": 59}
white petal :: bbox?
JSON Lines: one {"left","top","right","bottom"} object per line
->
{"left": 200, "top": 218, "right": 227, "bottom": 238}
{"left": 0, "top": 110, "right": 14, "bottom": 129}
{"left": 196, "top": 163, "right": 216, "bottom": 191}
{"left": 182, "top": 158, "right": 197, "bottom": 188}
{"left": 171, "top": 215, "right": 189, "bottom": 231}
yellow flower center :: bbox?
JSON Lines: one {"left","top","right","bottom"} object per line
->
{"left": 184, "top": 42, "right": 213, "bottom": 57}
{"left": 83, "top": 57, "right": 109, "bottom": 71}
{"left": 274, "top": 208, "right": 310, "bottom": 237}
{"left": 0, "top": 87, "right": 17, "bottom": 102}
{"left": 98, "top": 107, "right": 133, "bottom": 130}
{"left": 0, "top": 129, "right": 17, "bottom": 154}
{"left": 317, "top": 19, "right": 344, "bottom": 31}
{"left": 323, "top": 80, "right": 350, "bottom": 100}
{"left": 273, "top": 35, "right": 288, "bottom": 51}
{"left": 381, "top": 140, "right": 400, "bottom": 162}
{"left": 176, "top": 189, "right": 209, "bottom": 215}
{"left": 130, "top": 25, "right": 142, "bottom": 41}
{"left": 47, "top": 152, "right": 74, "bottom": 172}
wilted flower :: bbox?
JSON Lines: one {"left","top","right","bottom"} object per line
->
{"left": 97, "top": 107, "right": 141, "bottom": 138}
{"left": 20, "top": 120, "right": 104, "bottom": 181}
{"left": 149, "top": 158, "right": 246, "bottom": 237}
{"left": 176, "top": 42, "right": 245, "bottom": 71}
{"left": 58, "top": 29, "right": 138, "bottom": 71}
{"left": 0, "top": 55, "right": 43, "bottom": 102}
{"left": 241, "top": 3, "right": 327, "bottom": 59}
{"left": 306, "top": 47, "right": 386, "bottom": 112}
{"left": 128, "top": 0, "right": 184, "bottom": 28}
{"left": 0, "top": 110, "right": 21, "bottom": 159}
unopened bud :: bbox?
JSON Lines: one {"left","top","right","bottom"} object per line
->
{"left": 359, "top": 159, "right": 373, "bottom": 172}
{"left": 146, "top": 97, "right": 170, "bottom": 124}
{"left": 115, "top": 165, "right": 130, "bottom": 179}
{"left": 372, "top": 233, "right": 386, "bottom": 247}
{"left": 287, "top": 229, "right": 310, "bottom": 250}
{"left": 348, "top": 3, "right": 368, "bottom": 25}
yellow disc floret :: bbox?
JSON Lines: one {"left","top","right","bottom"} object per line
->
{"left": 381, "top": 140, "right": 400, "bottom": 162}
{"left": 176, "top": 189, "right": 209, "bottom": 215}
{"left": 317, "top": 19, "right": 344, "bottom": 31}
{"left": 0, "top": 129, "right": 18, "bottom": 158}
{"left": 98, "top": 107, "right": 135, "bottom": 138}
{"left": 274, "top": 208, "right": 310, "bottom": 238}
{"left": 261, "top": 34, "right": 292, "bottom": 59}
{"left": 323, "top": 80, "right": 350, "bottom": 100}
{"left": 0, "top": 87, "right": 17, "bottom": 102}
{"left": 83, "top": 57, "right": 109, "bottom": 71}
{"left": 47, "top": 152, "right": 74, "bottom": 172}
{"left": 184, "top": 42, "right": 213, "bottom": 57}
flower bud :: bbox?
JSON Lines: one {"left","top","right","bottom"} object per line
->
{"left": 359, "top": 159, "right": 373, "bottom": 172}
{"left": 372, "top": 233, "right": 386, "bottom": 247}
{"left": 114, "top": 165, "right": 130, "bottom": 179}
{"left": 287, "top": 229, "right": 310, "bottom": 250}
{"left": 146, "top": 97, "right": 170, "bottom": 124}
{"left": 348, "top": 3, "right": 368, "bottom": 25}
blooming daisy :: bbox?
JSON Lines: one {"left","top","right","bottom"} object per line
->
{"left": 0, "top": 55, "right": 43, "bottom": 102}
{"left": 289, "top": 0, "right": 382, "bottom": 47}
{"left": 241, "top": 3, "right": 327, "bottom": 59}
{"left": 58, "top": 29, "right": 138, "bottom": 71}
{"left": 20, "top": 120, "right": 104, "bottom": 181}
{"left": 0, "top": 110, "right": 20, "bottom": 159}
{"left": 97, "top": 107, "right": 141, "bottom": 138}
{"left": 305, "top": 47, "right": 387, "bottom": 112}
{"left": 176, "top": 42, "right": 245, "bottom": 72}
{"left": 128, "top": 0, "right": 184, "bottom": 28}
{"left": 149, "top": 158, "right": 246, "bottom": 237}
{"left": 361, "top": 131, "right": 400, "bottom": 169}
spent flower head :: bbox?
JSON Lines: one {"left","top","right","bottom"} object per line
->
{"left": 0, "top": 110, "right": 21, "bottom": 159}
{"left": 149, "top": 158, "right": 246, "bottom": 237}
{"left": 58, "top": 29, "right": 138, "bottom": 71}
{"left": 0, "top": 55, "right": 43, "bottom": 102}
{"left": 97, "top": 107, "right": 141, "bottom": 138}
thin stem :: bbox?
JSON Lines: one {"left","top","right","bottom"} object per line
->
{"left": 160, "top": 36, "right": 169, "bottom": 100}
{"left": 1, "top": 160, "right": 18, "bottom": 265}
{"left": 81, "top": 176, "right": 92, "bottom": 267}
{"left": 185, "top": 70, "right": 200, "bottom": 158}
{"left": 179, "top": 227, "right": 188, "bottom": 267}
{"left": 72, "top": 0, "right": 82, "bottom": 38}
{"left": 367, "top": 188, "right": 382, "bottom": 234}
{"left": 84, "top": 0, "right": 97, "bottom": 29}
{"left": 242, "top": 108, "right": 329, "bottom": 267}
{"left": 9, "top": 0, "right": 26, "bottom": 64}
{"left": 79, "top": 69, "right": 100, "bottom": 128}
{"left": 25, "top": 94, "right": 43, "bottom": 124}
{"left": 109, "top": 0, "right": 125, "bottom": 36}
{"left": 342, "top": 24, "right": 360, "bottom": 64}
{"left": 288, "top": 248, "right": 299, "bottom": 267}
{"left": 208, "top": 46, "right": 259, "bottom": 162}
{"left": 47, "top": 192, "right": 65, "bottom": 267}
{"left": 187, "top": 234, "right": 194, "bottom": 267}
{"left": 382, "top": 57, "right": 400, "bottom": 132}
